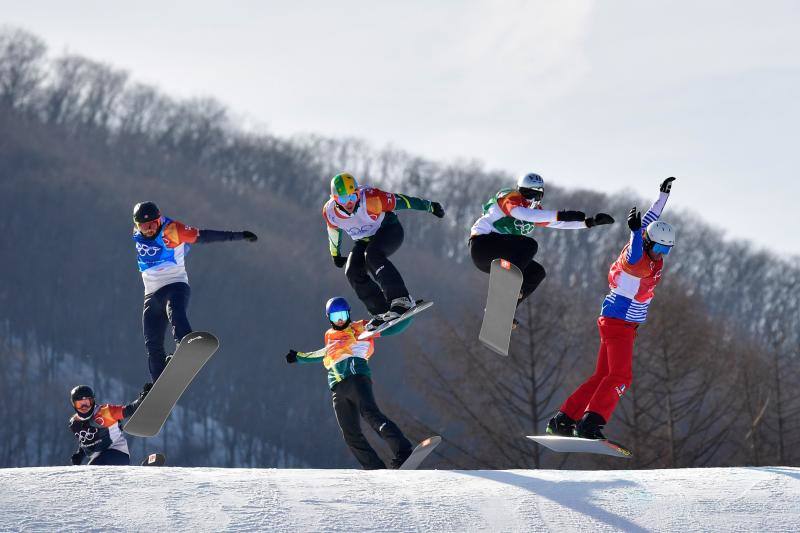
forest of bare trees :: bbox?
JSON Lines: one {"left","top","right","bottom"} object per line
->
{"left": 1, "top": 26, "right": 798, "bottom": 469}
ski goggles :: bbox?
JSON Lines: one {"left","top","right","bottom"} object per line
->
{"left": 519, "top": 187, "right": 544, "bottom": 202}
{"left": 651, "top": 243, "right": 672, "bottom": 255}
{"left": 328, "top": 310, "right": 350, "bottom": 323}
{"left": 136, "top": 219, "right": 161, "bottom": 233}
{"left": 73, "top": 398, "right": 93, "bottom": 409}
{"left": 335, "top": 193, "right": 358, "bottom": 206}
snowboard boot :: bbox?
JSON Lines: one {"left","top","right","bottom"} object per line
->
{"left": 390, "top": 448, "right": 414, "bottom": 469}
{"left": 381, "top": 296, "right": 415, "bottom": 323}
{"left": 574, "top": 412, "right": 607, "bottom": 440}
{"left": 546, "top": 411, "right": 576, "bottom": 437}
{"left": 365, "top": 315, "right": 387, "bottom": 332}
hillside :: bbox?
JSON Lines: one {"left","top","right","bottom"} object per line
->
{"left": 1, "top": 466, "right": 799, "bottom": 532}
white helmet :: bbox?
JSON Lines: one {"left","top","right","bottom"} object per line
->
{"left": 645, "top": 220, "right": 676, "bottom": 246}
{"left": 517, "top": 173, "right": 544, "bottom": 201}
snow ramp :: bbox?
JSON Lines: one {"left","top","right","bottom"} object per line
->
{"left": 2, "top": 466, "right": 798, "bottom": 532}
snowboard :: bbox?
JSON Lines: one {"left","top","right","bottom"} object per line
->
{"left": 526, "top": 435, "right": 632, "bottom": 459}
{"left": 357, "top": 300, "right": 434, "bottom": 340}
{"left": 399, "top": 435, "right": 442, "bottom": 470}
{"left": 140, "top": 453, "right": 166, "bottom": 466}
{"left": 124, "top": 331, "right": 220, "bottom": 437}
{"left": 479, "top": 259, "right": 523, "bottom": 356}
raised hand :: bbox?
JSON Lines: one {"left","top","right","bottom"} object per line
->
{"left": 660, "top": 177, "right": 676, "bottom": 194}
{"left": 627, "top": 207, "right": 642, "bottom": 231}
{"left": 242, "top": 231, "right": 258, "bottom": 242}
{"left": 285, "top": 349, "right": 298, "bottom": 364}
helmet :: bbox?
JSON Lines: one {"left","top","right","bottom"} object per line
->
{"left": 70, "top": 385, "right": 95, "bottom": 415}
{"left": 330, "top": 173, "right": 359, "bottom": 211}
{"left": 325, "top": 296, "right": 351, "bottom": 328}
{"left": 517, "top": 173, "right": 544, "bottom": 201}
{"left": 644, "top": 221, "right": 676, "bottom": 255}
{"left": 133, "top": 201, "right": 160, "bottom": 224}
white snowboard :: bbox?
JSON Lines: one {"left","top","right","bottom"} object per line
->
{"left": 479, "top": 259, "right": 523, "bottom": 356}
{"left": 358, "top": 301, "right": 434, "bottom": 340}
{"left": 399, "top": 436, "right": 442, "bottom": 470}
{"left": 526, "top": 435, "right": 632, "bottom": 458}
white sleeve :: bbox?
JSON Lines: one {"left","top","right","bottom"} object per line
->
{"left": 509, "top": 206, "right": 558, "bottom": 223}
{"left": 642, "top": 192, "right": 669, "bottom": 226}
{"left": 541, "top": 220, "right": 588, "bottom": 230}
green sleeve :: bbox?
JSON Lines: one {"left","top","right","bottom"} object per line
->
{"left": 392, "top": 193, "right": 432, "bottom": 212}
{"left": 296, "top": 347, "right": 326, "bottom": 364}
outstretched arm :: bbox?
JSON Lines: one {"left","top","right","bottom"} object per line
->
{"left": 163, "top": 220, "right": 257, "bottom": 245}
{"left": 365, "top": 188, "right": 444, "bottom": 218}
{"left": 197, "top": 229, "right": 257, "bottom": 243}
{"left": 641, "top": 177, "right": 675, "bottom": 228}
{"left": 286, "top": 347, "right": 327, "bottom": 364}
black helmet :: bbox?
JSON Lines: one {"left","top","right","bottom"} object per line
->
{"left": 133, "top": 201, "right": 160, "bottom": 224}
{"left": 70, "top": 385, "right": 95, "bottom": 415}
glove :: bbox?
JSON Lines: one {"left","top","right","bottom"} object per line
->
{"left": 332, "top": 255, "right": 347, "bottom": 268}
{"left": 627, "top": 207, "right": 642, "bottom": 231}
{"left": 285, "top": 349, "right": 298, "bottom": 364}
{"left": 242, "top": 231, "right": 258, "bottom": 242}
{"left": 585, "top": 213, "right": 615, "bottom": 228}
{"left": 141, "top": 382, "right": 153, "bottom": 398}
{"left": 429, "top": 201, "right": 445, "bottom": 218}
{"left": 556, "top": 210, "right": 586, "bottom": 222}
{"left": 660, "top": 177, "right": 676, "bottom": 194}
{"left": 71, "top": 451, "right": 84, "bottom": 465}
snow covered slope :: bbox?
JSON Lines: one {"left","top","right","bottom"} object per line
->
{"left": 2, "top": 467, "right": 798, "bottom": 532}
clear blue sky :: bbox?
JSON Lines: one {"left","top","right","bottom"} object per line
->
{"left": 4, "top": 0, "right": 799, "bottom": 255}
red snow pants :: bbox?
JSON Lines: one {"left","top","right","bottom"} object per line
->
{"left": 560, "top": 316, "right": 637, "bottom": 422}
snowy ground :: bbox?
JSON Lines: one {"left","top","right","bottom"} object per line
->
{"left": 1, "top": 466, "right": 798, "bottom": 532}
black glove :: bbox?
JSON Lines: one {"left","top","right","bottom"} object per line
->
{"left": 429, "top": 201, "right": 445, "bottom": 218}
{"left": 286, "top": 349, "right": 298, "bottom": 364}
{"left": 332, "top": 255, "right": 347, "bottom": 268}
{"left": 141, "top": 382, "right": 153, "bottom": 398}
{"left": 660, "top": 177, "right": 676, "bottom": 193}
{"left": 242, "top": 231, "right": 258, "bottom": 242}
{"left": 585, "top": 213, "right": 615, "bottom": 228}
{"left": 556, "top": 210, "right": 586, "bottom": 222}
{"left": 71, "top": 451, "right": 84, "bottom": 465}
{"left": 627, "top": 207, "right": 642, "bottom": 231}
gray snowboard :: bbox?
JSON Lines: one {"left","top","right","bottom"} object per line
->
{"left": 358, "top": 301, "right": 434, "bottom": 340}
{"left": 124, "top": 331, "right": 219, "bottom": 437}
{"left": 399, "top": 435, "right": 442, "bottom": 470}
{"left": 479, "top": 259, "right": 523, "bottom": 356}
{"left": 526, "top": 435, "right": 632, "bottom": 458}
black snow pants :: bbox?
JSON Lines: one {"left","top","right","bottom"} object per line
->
{"left": 142, "top": 282, "right": 191, "bottom": 381}
{"left": 331, "top": 374, "right": 413, "bottom": 470}
{"left": 345, "top": 220, "right": 409, "bottom": 316}
{"left": 88, "top": 449, "right": 130, "bottom": 466}
{"left": 470, "top": 233, "right": 547, "bottom": 304}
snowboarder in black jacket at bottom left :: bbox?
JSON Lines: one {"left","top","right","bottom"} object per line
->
{"left": 68, "top": 383, "right": 150, "bottom": 466}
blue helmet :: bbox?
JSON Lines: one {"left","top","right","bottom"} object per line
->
{"left": 325, "top": 297, "right": 351, "bottom": 327}
{"left": 325, "top": 297, "right": 350, "bottom": 315}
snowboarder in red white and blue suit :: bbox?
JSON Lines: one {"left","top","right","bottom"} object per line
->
{"left": 548, "top": 177, "right": 677, "bottom": 440}
{"left": 132, "top": 201, "right": 258, "bottom": 381}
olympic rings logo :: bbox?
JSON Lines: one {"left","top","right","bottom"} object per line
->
{"left": 514, "top": 219, "right": 536, "bottom": 235}
{"left": 345, "top": 224, "right": 375, "bottom": 237}
{"left": 136, "top": 243, "right": 162, "bottom": 257}
{"left": 75, "top": 427, "right": 98, "bottom": 444}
